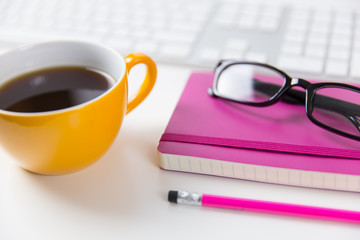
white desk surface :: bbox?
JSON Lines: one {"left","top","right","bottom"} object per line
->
{"left": 1, "top": 63, "right": 360, "bottom": 240}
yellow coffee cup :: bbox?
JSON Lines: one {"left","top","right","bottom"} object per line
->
{"left": 0, "top": 41, "right": 157, "bottom": 175}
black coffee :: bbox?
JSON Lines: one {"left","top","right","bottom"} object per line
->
{"left": 0, "top": 66, "right": 115, "bottom": 113}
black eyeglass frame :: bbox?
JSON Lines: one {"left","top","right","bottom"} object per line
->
{"left": 208, "top": 60, "right": 360, "bottom": 141}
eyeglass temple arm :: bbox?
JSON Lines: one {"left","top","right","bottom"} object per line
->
{"left": 254, "top": 79, "right": 360, "bottom": 131}
{"left": 253, "top": 80, "right": 304, "bottom": 105}
{"left": 310, "top": 90, "right": 360, "bottom": 132}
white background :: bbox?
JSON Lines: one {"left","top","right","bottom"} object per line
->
{"left": 1, "top": 63, "right": 360, "bottom": 240}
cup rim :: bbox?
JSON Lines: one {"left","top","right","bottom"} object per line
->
{"left": 0, "top": 40, "right": 126, "bottom": 117}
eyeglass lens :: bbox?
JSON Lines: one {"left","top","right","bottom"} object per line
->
{"left": 216, "top": 64, "right": 285, "bottom": 103}
{"left": 311, "top": 86, "right": 360, "bottom": 137}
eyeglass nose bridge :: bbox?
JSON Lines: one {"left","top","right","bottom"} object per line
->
{"left": 290, "top": 78, "right": 311, "bottom": 89}
{"left": 277, "top": 78, "right": 312, "bottom": 107}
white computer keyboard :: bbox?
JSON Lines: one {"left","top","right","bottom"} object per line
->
{"left": 0, "top": 0, "right": 359, "bottom": 81}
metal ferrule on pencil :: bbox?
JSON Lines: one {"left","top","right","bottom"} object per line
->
{"left": 168, "top": 190, "right": 202, "bottom": 206}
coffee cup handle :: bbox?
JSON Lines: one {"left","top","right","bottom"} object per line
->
{"left": 125, "top": 53, "right": 157, "bottom": 114}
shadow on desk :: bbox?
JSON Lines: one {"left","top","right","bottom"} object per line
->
{"left": 5, "top": 127, "right": 160, "bottom": 217}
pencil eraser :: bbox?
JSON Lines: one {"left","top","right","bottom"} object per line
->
{"left": 168, "top": 190, "right": 178, "bottom": 203}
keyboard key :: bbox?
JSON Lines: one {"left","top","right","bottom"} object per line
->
{"left": 313, "top": 10, "right": 332, "bottom": 22}
{"left": 169, "top": 22, "right": 203, "bottom": 33}
{"left": 225, "top": 39, "right": 249, "bottom": 51}
{"left": 222, "top": 50, "right": 244, "bottom": 60}
{"left": 237, "top": 14, "right": 257, "bottom": 29}
{"left": 353, "top": 35, "right": 360, "bottom": 50}
{"left": 335, "top": 10, "right": 353, "bottom": 25}
{"left": 328, "top": 46, "right": 351, "bottom": 61}
{"left": 258, "top": 16, "right": 280, "bottom": 32}
{"left": 277, "top": 55, "right": 324, "bottom": 74}
{"left": 305, "top": 44, "right": 326, "bottom": 58}
{"left": 351, "top": 64, "right": 360, "bottom": 79}
{"left": 155, "top": 30, "right": 197, "bottom": 44}
{"left": 262, "top": 5, "right": 282, "bottom": 18}
{"left": 333, "top": 23, "right": 353, "bottom": 36}
{"left": 290, "top": 8, "right": 311, "bottom": 21}
{"left": 103, "top": 38, "right": 133, "bottom": 52}
{"left": 159, "top": 43, "right": 191, "bottom": 59}
{"left": 218, "top": 3, "right": 239, "bottom": 14}
{"left": 284, "top": 30, "right": 306, "bottom": 43}
{"left": 0, "top": 29, "right": 42, "bottom": 43}
{"left": 350, "top": 52, "right": 360, "bottom": 79}
{"left": 307, "top": 32, "right": 328, "bottom": 46}
{"left": 281, "top": 41, "right": 303, "bottom": 55}
{"left": 245, "top": 52, "right": 267, "bottom": 63}
{"left": 310, "top": 20, "right": 330, "bottom": 34}
{"left": 214, "top": 16, "right": 235, "bottom": 28}
{"left": 330, "top": 35, "right": 352, "bottom": 49}
{"left": 134, "top": 41, "right": 158, "bottom": 55}
{"left": 325, "top": 60, "right": 349, "bottom": 77}
{"left": 287, "top": 18, "right": 309, "bottom": 32}
{"left": 242, "top": 4, "right": 260, "bottom": 16}
{"left": 352, "top": 52, "right": 360, "bottom": 64}
{"left": 198, "top": 48, "right": 222, "bottom": 63}
{"left": 130, "top": 29, "right": 150, "bottom": 39}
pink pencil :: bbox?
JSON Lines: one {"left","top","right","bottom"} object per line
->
{"left": 168, "top": 190, "right": 360, "bottom": 223}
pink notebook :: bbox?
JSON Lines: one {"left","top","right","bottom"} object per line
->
{"left": 158, "top": 72, "right": 360, "bottom": 192}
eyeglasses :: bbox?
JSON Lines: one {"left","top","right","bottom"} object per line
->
{"left": 208, "top": 60, "right": 360, "bottom": 141}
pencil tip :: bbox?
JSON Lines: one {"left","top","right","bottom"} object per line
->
{"left": 168, "top": 190, "right": 178, "bottom": 203}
